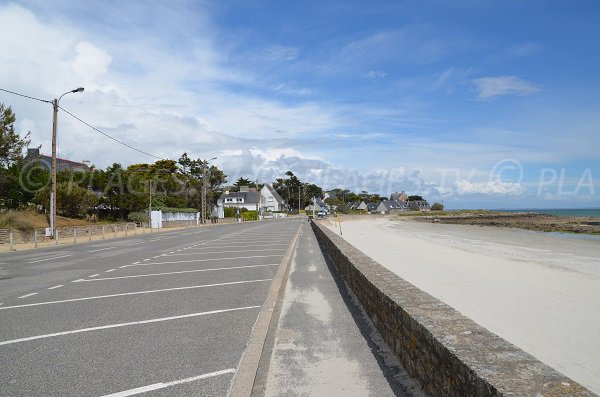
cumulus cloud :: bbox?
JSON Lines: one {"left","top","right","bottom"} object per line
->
{"left": 471, "top": 76, "right": 539, "bottom": 100}
{"left": 366, "top": 70, "right": 386, "bottom": 79}
{"left": 72, "top": 41, "right": 113, "bottom": 79}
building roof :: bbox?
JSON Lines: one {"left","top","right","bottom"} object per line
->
{"left": 220, "top": 191, "right": 259, "bottom": 204}
{"left": 379, "top": 200, "right": 405, "bottom": 210}
{"left": 263, "top": 183, "right": 285, "bottom": 204}
{"left": 366, "top": 202, "right": 379, "bottom": 211}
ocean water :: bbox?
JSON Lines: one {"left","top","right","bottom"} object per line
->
{"left": 501, "top": 209, "right": 600, "bottom": 218}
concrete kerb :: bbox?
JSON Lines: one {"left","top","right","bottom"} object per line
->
{"left": 228, "top": 222, "right": 302, "bottom": 397}
{"left": 310, "top": 220, "right": 596, "bottom": 397}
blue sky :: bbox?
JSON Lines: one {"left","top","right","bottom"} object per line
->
{"left": 1, "top": 0, "right": 599, "bottom": 208}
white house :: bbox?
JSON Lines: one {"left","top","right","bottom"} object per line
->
{"left": 260, "top": 183, "right": 286, "bottom": 212}
{"left": 220, "top": 186, "right": 259, "bottom": 211}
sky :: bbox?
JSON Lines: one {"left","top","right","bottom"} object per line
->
{"left": 1, "top": 0, "right": 599, "bottom": 209}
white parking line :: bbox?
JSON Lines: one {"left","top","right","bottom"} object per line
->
{"left": 48, "top": 285, "right": 64, "bottom": 290}
{"left": 89, "top": 274, "right": 100, "bottom": 278}
{"left": 28, "top": 254, "right": 72, "bottom": 264}
{"left": 18, "top": 293, "right": 37, "bottom": 299}
{"left": 0, "top": 279, "right": 272, "bottom": 310}
{"left": 165, "top": 248, "right": 287, "bottom": 256}
{"left": 106, "top": 269, "right": 116, "bottom": 273}
{"left": 88, "top": 247, "right": 115, "bottom": 253}
{"left": 120, "top": 255, "right": 284, "bottom": 268}
{"left": 72, "top": 264, "right": 279, "bottom": 282}
{"left": 0, "top": 306, "right": 260, "bottom": 346}
{"left": 188, "top": 244, "right": 289, "bottom": 250}
{"left": 102, "top": 368, "right": 235, "bottom": 397}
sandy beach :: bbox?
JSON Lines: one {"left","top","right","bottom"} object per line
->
{"left": 325, "top": 217, "right": 600, "bottom": 394}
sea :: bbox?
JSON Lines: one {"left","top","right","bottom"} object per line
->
{"left": 499, "top": 209, "right": 600, "bottom": 218}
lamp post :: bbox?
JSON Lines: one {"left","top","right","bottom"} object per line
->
{"left": 50, "top": 87, "right": 84, "bottom": 237}
{"left": 201, "top": 157, "right": 217, "bottom": 224}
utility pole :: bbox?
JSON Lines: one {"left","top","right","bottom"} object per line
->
{"left": 298, "top": 185, "right": 301, "bottom": 215}
{"left": 49, "top": 87, "right": 84, "bottom": 237}
{"left": 255, "top": 178, "right": 259, "bottom": 220}
{"left": 148, "top": 180, "right": 153, "bottom": 228}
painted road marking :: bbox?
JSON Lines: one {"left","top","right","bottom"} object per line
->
{"left": 28, "top": 254, "right": 72, "bottom": 264}
{"left": 101, "top": 368, "right": 235, "bottom": 397}
{"left": 106, "top": 269, "right": 116, "bottom": 273}
{"left": 0, "top": 279, "right": 272, "bottom": 310}
{"left": 0, "top": 306, "right": 260, "bottom": 346}
{"left": 120, "top": 255, "right": 284, "bottom": 268}
{"left": 88, "top": 274, "right": 100, "bottom": 278}
{"left": 18, "top": 293, "right": 37, "bottom": 299}
{"left": 72, "top": 264, "right": 279, "bottom": 282}
{"left": 88, "top": 247, "right": 115, "bottom": 253}
{"left": 165, "top": 248, "right": 287, "bottom": 256}
{"left": 188, "top": 243, "right": 288, "bottom": 249}
{"left": 48, "top": 285, "right": 64, "bottom": 290}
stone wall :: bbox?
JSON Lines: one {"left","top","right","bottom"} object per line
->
{"left": 311, "top": 220, "right": 596, "bottom": 397}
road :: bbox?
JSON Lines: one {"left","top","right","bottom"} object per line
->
{"left": 0, "top": 219, "right": 301, "bottom": 396}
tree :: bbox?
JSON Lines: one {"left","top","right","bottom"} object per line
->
{"left": 233, "top": 177, "right": 252, "bottom": 190}
{"left": 35, "top": 182, "right": 98, "bottom": 218}
{"left": 431, "top": 202, "right": 444, "bottom": 211}
{"left": 407, "top": 195, "right": 424, "bottom": 201}
{"left": 0, "top": 103, "right": 30, "bottom": 168}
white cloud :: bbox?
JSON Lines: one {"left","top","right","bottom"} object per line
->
{"left": 72, "top": 41, "right": 112, "bottom": 80}
{"left": 471, "top": 76, "right": 539, "bottom": 100}
{"left": 366, "top": 70, "right": 386, "bottom": 79}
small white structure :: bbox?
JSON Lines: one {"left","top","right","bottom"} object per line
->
{"left": 150, "top": 210, "right": 162, "bottom": 228}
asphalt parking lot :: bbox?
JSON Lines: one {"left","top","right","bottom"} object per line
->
{"left": 0, "top": 219, "right": 301, "bottom": 396}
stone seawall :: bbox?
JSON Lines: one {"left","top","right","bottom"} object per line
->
{"left": 311, "top": 220, "right": 595, "bottom": 397}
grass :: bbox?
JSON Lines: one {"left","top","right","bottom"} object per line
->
{"left": 0, "top": 211, "right": 37, "bottom": 231}
{"left": 0, "top": 210, "right": 94, "bottom": 231}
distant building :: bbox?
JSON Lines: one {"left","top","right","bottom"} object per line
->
{"left": 24, "top": 147, "right": 89, "bottom": 172}
{"left": 356, "top": 201, "right": 368, "bottom": 211}
{"left": 408, "top": 200, "right": 431, "bottom": 212}
{"left": 390, "top": 191, "right": 408, "bottom": 203}
{"left": 306, "top": 197, "right": 328, "bottom": 213}
{"left": 220, "top": 186, "right": 259, "bottom": 211}
{"left": 366, "top": 202, "right": 379, "bottom": 213}
{"left": 260, "top": 183, "right": 286, "bottom": 212}
{"left": 376, "top": 200, "right": 407, "bottom": 214}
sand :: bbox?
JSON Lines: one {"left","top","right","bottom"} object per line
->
{"left": 326, "top": 217, "right": 600, "bottom": 394}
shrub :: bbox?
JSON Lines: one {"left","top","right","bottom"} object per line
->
{"left": 128, "top": 211, "right": 149, "bottom": 223}
{"left": 431, "top": 202, "right": 444, "bottom": 211}
{"left": 0, "top": 211, "right": 36, "bottom": 232}
{"left": 241, "top": 210, "right": 258, "bottom": 221}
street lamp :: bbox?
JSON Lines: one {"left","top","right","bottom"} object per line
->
{"left": 50, "top": 87, "right": 84, "bottom": 237}
{"left": 201, "top": 157, "right": 217, "bottom": 224}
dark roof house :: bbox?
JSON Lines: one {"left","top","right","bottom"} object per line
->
{"left": 24, "top": 147, "right": 90, "bottom": 172}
